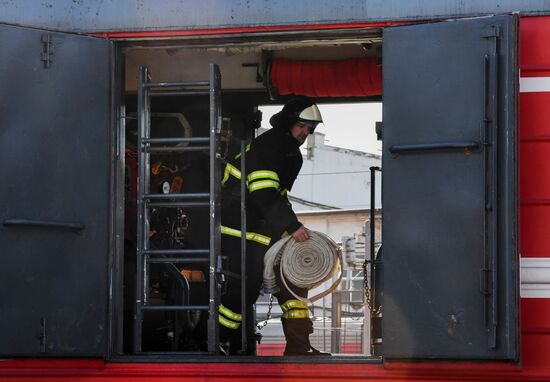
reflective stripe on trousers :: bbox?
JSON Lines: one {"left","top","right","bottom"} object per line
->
{"left": 283, "top": 309, "right": 310, "bottom": 319}
{"left": 221, "top": 225, "right": 271, "bottom": 246}
{"left": 219, "top": 304, "right": 242, "bottom": 330}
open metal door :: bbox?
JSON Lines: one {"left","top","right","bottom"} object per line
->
{"left": 382, "top": 15, "right": 518, "bottom": 359}
{"left": 0, "top": 24, "right": 112, "bottom": 356}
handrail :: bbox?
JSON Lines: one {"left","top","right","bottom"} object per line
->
{"left": 3, "top": 219, "right": 84, "bottom": 231}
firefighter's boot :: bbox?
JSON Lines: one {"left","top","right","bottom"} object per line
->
{"left": 281, "top": 318, "right": 330, "bottom": 356}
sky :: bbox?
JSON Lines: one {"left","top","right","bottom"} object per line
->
{"left": 259, "top": 102, "right": 383, "bottom": 155}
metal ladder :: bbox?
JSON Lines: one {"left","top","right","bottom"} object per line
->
{"left": 133, "top": 64, "right": 223, "bottom": 354}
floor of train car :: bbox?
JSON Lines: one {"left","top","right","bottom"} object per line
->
{"left": 111, "top": 354, "right": 382, "bottom": 363}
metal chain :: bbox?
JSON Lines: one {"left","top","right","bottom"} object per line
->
{"left": 256, "top": 294, "right": 274, "bottom": 330}
{"left": 363, "top": 259, "right": 382, "bottom": 316}
{"left": 363, "top": 259, "right": 373, "bottom": 309}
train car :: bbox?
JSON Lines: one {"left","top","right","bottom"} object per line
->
{"left": 1, "top": 1, "right": 550, "bottom": 380}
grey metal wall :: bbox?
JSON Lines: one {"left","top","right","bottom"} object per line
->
{"left": 0, "top": 0, "right": 549, "bottom": 33}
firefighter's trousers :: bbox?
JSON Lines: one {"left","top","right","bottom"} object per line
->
{"left": 219, "top": 233, "right": 312, "bottom": 353}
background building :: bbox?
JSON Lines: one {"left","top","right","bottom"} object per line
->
{"left": 290, "top": 131, "right": 381, "bottom": 212}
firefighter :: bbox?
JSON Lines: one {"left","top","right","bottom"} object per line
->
{"left": 219, "top": 96, "right": 329, "bottom": 355}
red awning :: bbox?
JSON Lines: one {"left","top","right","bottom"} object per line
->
{"left": 269, "top": 57, "right": 382, "bottom": 98}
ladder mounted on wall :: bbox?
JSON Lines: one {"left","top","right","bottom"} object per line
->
{"left": 133, "top": 64, "right": 223, "bottom": 354}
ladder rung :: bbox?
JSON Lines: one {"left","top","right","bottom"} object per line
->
{"left": 147, "top": 201, "right": 209, "bottom": 208}
{"left": 145, "top": 146, "right": 209, "bottom": 153}
{"left": 144, "top": 249, "right": 210, "bottom": 255}
{"left": 143, "top": 80, "right": 209, "bottom": 88}
{"left": 143, "top": 193, "right": 209, "bottom": 200}
{"left": 141, "top": 305, "right": 209, "bottom": 311}
{"left": 142, "top": 137, "right": 210, "bottom": 144}
{"left": 150, "top": 90, "right": 209, "bottom": 97}
{"left": 147, "top": 257, "right": 209, "bottom": 264}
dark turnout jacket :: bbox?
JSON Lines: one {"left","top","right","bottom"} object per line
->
{"left": 221, "top": 125, "right": 303, "bottom": 245}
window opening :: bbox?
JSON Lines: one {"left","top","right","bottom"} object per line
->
{"left": 121, "top": 40, "right": 384, "bottom": 357}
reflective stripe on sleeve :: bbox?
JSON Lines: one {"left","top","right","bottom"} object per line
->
{"left": 234, "top": 143, "right": 251, "bottom": 159}
{"left": 222, "top": 170, "right": 229, "bottom": 185}
{"left": 219, "top": 315, "right": 241, "bottom": 330}
{"left": 219, "top": 305, "right": 242, "bottom": 322}
{"left": 247, "top": 170, "right": 280, "bottom": 184}
{"left": 222, "top": 163, "right": 241, "bottom": 185}
{"left": 281, "top": 299, "right": 309, "bottom": 312}
{"left": 221, "top": 225, "right": 271, "bottom": 246}
{"left": 282, "top": 309, "right": 310, "bottom": 319}
{"left": 248, "top": 179, "right": 280, "bottom": 193}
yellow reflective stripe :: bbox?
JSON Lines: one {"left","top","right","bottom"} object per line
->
{"left": 280, "top": 188, "right": 288, "bottom": 196}
{"left": 246, "top": 232, "right": 271, "bottom": 246}
{"left": 222, "top": 168, "right": 230, "bottom": 185}
{"left": 228, "top": 164, "right": 242, "bottom": 178}
{"left": 219, "top": 305, "right": 242, "bottom": 322}
{"left": 249, "top": 180, "right": 280, "bottom": 193}
{"left": 283, "top": 309, "right": 310, "bottom": 319}
{"left": 220, "top": 225, "right": 271, "bottom": 246}
{"left": 247, "top": 170, "right": 280, "bottom": 184}
{"left": 219, "top": 315, "right": 241, "bottom": 330}
{"left": 222, "top": 163, "right": 241, "bottom": 185}
{"left": 221, "top": 225, "right": 241, "bottom": 238}
{"left": 234, "top": 144, "right": 251, "bottom": 159}
{"left": 281, "top": 299, "right": 309, "bottom": 312}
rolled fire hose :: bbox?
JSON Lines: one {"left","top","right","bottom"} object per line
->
{"left": 263, "top": 230, "right": 343, "bottom": 304}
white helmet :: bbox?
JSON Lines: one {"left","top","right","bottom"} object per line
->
{"left": 297, "top": 103, "right": 323, "bottom": 128}
{"left": 270, "top": 96, "right": 323, "bottom": 132}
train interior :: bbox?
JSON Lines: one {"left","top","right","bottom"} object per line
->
{"left": 119, "top": 30, "right": 384, "bottom": 357}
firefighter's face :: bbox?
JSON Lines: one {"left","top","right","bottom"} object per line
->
{"left": 290, "top": 121, "right": 312, "bottom": 144}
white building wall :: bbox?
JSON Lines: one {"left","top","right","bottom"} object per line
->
{"left": 289, "top": 132, "right": 382, "bottom": 211}
{"left": 297, "top": 210, "right": 376, "bottom": 243}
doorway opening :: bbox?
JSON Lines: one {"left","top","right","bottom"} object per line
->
{"left": 119, "top": 32, "right": 384, "bottom": 358}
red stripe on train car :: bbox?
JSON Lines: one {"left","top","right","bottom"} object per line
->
{"left": 520, "top": 16, "right": 550, "bottom": 77}
{"left": 91, "top": 21, "right": 411, "bottom": 39}
{"left": 519, "top": 16, "right": 550, "bottom": 259}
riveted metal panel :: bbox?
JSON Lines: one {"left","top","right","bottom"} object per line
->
{"left": 0, "top": 1, "right": 548, "bottom": 33}
{"left": 0, "top": 24, "right": 112, "bottom": 356}
{"left": 382, "top": 15, "right": 518, "bottom": 359}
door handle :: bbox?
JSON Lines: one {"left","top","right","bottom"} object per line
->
{"left": 3, "top": 219, "right": 85, "bottom": 231}
{"left": 389, "top": 140, "right": 481, "bottom": 154}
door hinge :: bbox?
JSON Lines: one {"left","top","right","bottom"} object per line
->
{"left": 38, "top": 317, "right": 47, "bottom": 353}
{"left": 481, "top": 25, "right": 500, "bottom": 39}
{"left": 41, "top": 34, "right": 53, "bottom": 68}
